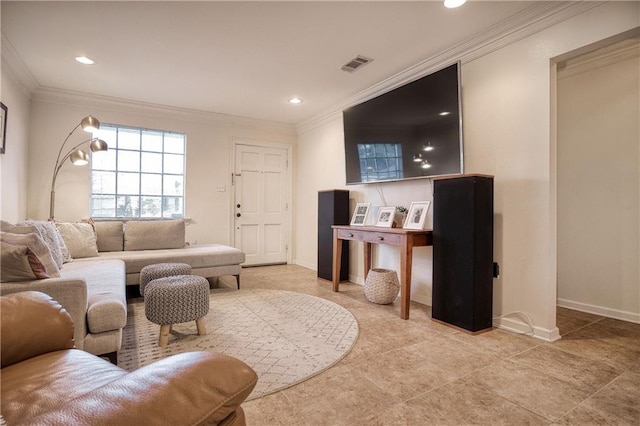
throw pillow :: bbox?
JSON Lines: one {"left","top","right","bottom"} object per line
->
{"left": 0, "top": 232, "right": 60, "bottom": 278}
{"left": 0, "top": 242, "right": 50, "bottom": 281}
{"left": 19, "top": 220, "right": 68, "bottom": 268}
{"left": 124, "top": 219, "right": 185, "bottom": 251}
{"left": 0, "top": 220, "right": 37, "bottom": 234}
{"left": 55, "top": 222, "right": 99, "bottom": 258}
{"left": 92, "top": 221, "right": 124, "bottom": 252}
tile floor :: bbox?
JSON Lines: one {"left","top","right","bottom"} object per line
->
{"left": 226, "top": 265, "right": 639, "bottom": 425}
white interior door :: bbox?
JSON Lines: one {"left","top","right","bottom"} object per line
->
{"left": 233, "top": 143, "right": 289, "bottom": 266}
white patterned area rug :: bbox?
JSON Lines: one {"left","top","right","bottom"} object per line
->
{"left": 118, "top": 289, "right": 359, "bottom": 400}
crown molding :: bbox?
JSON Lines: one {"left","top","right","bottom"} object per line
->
{"left": 557, "top": 39, "right": 639, "bottom": 79}
{"left": 1, "top": 33, "right": 39, "bottom": 96}
{"left": 296, "top": 110, "right": 343, "bottom": 137}
{"left": 296, "top": 1, "right": 603, "bottom": 135}
{"left": 32, "top": 86, "right": 296, "bottom": 135}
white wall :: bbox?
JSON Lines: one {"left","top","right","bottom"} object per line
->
{"left": 294, "top": 2, "right": 640, "bottom": 340}
{"left": 557, "top": 41, "right": 639, "bottom": 322}
{"left": 25, "top": 93, "right": 296, "bottom": 245}
{"left": 0, "top": 64, "right": 31, "bottom": 223}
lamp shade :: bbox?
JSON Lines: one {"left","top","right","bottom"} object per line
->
{"left": 80, "top": 115, "right": 100, "bottom": 133}
{"left": 90, "top": 138, "right": 108, "bottom": 152}
{"left": 69, "top": 149, "right": 89, "bottom": 165}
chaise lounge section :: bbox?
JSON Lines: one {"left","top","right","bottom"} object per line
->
{"left": 0, "top": 219, "right": 245, "bottom": 361}
{"left": 87, "top": 219, "right": 245, "bottom": 288}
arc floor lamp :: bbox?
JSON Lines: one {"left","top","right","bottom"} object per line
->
{"left": 49, "top": 115, "right": 108, "bottom": 220}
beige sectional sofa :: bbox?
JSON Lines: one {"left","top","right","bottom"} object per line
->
{"left": 0, "top": 219, "right": 245, "bottom": 362}
{"left": 88, "top": 219, "right": 245, "bottom": 287}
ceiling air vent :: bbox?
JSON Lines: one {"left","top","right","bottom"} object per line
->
{"left": 341, "top": 55, "right": 373, "bottom": 72}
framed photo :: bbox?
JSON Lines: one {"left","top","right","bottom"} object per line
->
{"left": 350, "top": 202, "right": 370, "bottom": 226}
{"left": 0, "top": 102, "right": 7, "bottom": 154}
{"left": 404, "top": 201, "right": 431, "bottom": 230}
{"left": 375, "top": 206, "right": 396, "bottom": 228}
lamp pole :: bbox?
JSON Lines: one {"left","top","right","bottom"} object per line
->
{"left": 49, "top": 116, "right": 106, "bottom": 220}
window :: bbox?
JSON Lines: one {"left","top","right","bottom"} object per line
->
{"left": 90, "top": 125, "right": 185, "bottom": 218}
{"left": 357, "top": 143, "right": 403, "bottom": 182}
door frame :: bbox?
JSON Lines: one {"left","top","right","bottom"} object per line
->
{"left": 229, "top": 137, "right": 293, "bottom": 264}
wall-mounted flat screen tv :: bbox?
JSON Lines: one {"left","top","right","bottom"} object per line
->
{"left": 343, "top": 62, "right": 463, "bottom": 185}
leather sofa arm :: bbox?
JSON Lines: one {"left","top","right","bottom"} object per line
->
{"left": 0, "top": 278, "right": 88, "bottom": 349}
{"left": 1, "top": 291, "right": 75, "bottom": 368}
{"left": 28, "top": 351, "right": 258, "bottom": 425}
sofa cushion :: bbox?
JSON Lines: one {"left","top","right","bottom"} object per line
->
{"left": 124, "top": 220, "right": 185, "bottom": 251}
{"left": 0, "top": 242, "right": 50, "bottom": 281}
{"left": 56, "top": 222, "right": 99, "bottom": 258}
{"left": 0, "top": 232, "right": 60, "bottom": 278}
{"left": 92, "top": 244, "right": 245, "bottom": 275}
{"left": 94, "top": 221, "right": 124, "bottom": 252}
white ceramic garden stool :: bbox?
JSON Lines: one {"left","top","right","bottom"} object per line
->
{"left": 364, "top": 268, "right": 400, "bottom": 305}
{"left": 144, "top": 275, "right": 210, "bottom": 347}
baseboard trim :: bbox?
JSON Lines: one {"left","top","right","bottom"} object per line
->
{"left": 557, "top": 298, "right": 640, "bottom": 324}
{"left": 493, "top": 316, "right": 561, "bottom": 342}
{"left": 344, "top": 274, "right": 360, "bottom": 285}
{"left": 294, "top": 259, "right": 316, "bottom": 271}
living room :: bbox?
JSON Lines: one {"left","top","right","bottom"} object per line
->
{"left": 1, "top": 1, "right": 639, "bottom": 424}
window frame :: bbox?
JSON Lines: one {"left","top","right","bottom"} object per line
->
{"left": 90, "top": 124, "right": 186, "bottom": 219}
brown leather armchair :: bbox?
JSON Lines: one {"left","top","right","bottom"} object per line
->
{"left": 1, "top": 291, "right": 258, "bottom": 425}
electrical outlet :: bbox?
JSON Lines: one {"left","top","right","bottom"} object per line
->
{"left": 217, "top": 185, "right": 226, "bottom": 192}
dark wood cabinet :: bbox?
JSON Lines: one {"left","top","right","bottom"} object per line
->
{"left": 318, "top": 190, "right": 349, "bottom": 281}
{"left": 432, "top": 174, "right": 494, "bottom": 332}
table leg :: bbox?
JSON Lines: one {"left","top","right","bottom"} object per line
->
{"left": 363, "top": 242, "right": 372, "bottom": 280}
{"left": 400, "top": 237, "right": 413, "bottom": 320}
{"left": 332, "top": 229, "right": 341, "bottom": 292}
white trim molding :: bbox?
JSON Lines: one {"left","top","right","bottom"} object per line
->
{"left": 32, "top": 87, "right": 297, "bottom": 135}
{"left": 1, "top": 34, "right": 39, "bottom": 96}
{"left": 558, "top": 298, "right": 640, "bottom": 325}
{"left": 297, "top": 1, "right": 603, "bottom": 135}
{"left": 494, "top": 316, "right": 561, "bottom": 343}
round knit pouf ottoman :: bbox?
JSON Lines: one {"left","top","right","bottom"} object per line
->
{"left": 364, "top": 268, "right": 400, "bottom": 304}
{"left": 139, "top": 262, "right": 192, "bottom": 296}
{"left": 144, "top": 275, "right": 210, "bottom": 347}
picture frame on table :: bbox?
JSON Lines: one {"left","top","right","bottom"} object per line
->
{"left": 403, "top": 201, "right": 431, "bottom": 230}
{"left": 350, "top": 202, "right": 370, "bottom": 226}
{"left": 0, "top": 102, "right": 7, "bottom": 154}
{"left": 375, "top": 206, "right": 396, "bottom": 228}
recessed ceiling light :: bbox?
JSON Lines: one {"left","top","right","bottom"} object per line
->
{"left": 75, "top": 56, "right": 95, "bottom": 65}
{"left": 444, "top": 0, "right": 466, "bottom": 8}
{"left": 439, "top": 111, "right": 451, "bottom": 116}
{"left": 289, "top": 98, "right": 303, "bottom": 105}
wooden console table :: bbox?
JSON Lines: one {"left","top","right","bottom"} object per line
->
{"left": 331, "top": 225, "right": 433, "bottom": 320}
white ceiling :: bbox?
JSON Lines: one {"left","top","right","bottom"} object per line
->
{"left": 2, "top": 1, "right": 547, "bottom": 125}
